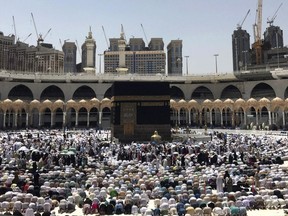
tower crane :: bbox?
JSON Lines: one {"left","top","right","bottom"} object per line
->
{"left": 252, "top": 0, "right": 263, "bottom": 65}
{"left": 12, "top": 16, "right": 17, "bottom": 42}
{"left": 23, "top": 33, "right": 32, "bottom": 43}
{"left": 31, "top": 13, "right": 51, "bottom": 45}
{"left": 141, "top": 24, "right": 149, "bottom": 44}
{"left": 102, "top": 26, "right": 109, "bottom": 50}
{"left": 267, "top": 3, "right": 283, "bottom": 26}
{"left": 237, "top": 9, "right": 250, "bottom": 30}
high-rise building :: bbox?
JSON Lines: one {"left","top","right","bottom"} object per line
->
{"left": 0, "top": 32, "right": 15, "bottom": 70}
{"left": 81, "top": 29, "right": 96, "bottom": 73}
{"left": 63, "top": 41, "right": 77, "bottom": 73}
{"left": 264, "top": 25, "right": 283, "bottom": 49}
{"left": 167, "top": 40, "right": 182, "bottom": 75}
{"left": 104, "top": 35, "right": 165, "bottom": 74}
{"left": 232, "top": 28, "right": 250, "bottom": 71}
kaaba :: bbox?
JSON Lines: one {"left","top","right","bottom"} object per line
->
{"left": 111, "top": 81, "right": 171, "bottom": 142}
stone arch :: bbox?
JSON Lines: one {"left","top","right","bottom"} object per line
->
{"left": 220, "top": 85, "right": 242, "bottom": 99}
{"left": 104, "top": 87, "right": 112, "bottom": 99}
{"left": 251, "top": 83, "right": 276, "bottom": 99}
{"left": 170, "top": 86, "right": 184, "bottom": 100}
{"left": 40, "top": 85, "right": 65, "bottom": 101}
{"left": 8, "top": 84, "right": 34, "bottom": 101}
{"left": 191, "top": 86, "right": 214, "bottom": 100}
{"left": 73, "top": 85, "right": 96, "bottom": 100}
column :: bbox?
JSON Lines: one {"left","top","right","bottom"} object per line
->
{"left": 50, "top": 112, "right": 54, "bottom": 127}
{"left": 3, "top": 112, "right": 6, "bottom": 128}
{"left": 244, "top": 111, "right": 247, "bottom": 125}
{"left": 14, "top": 112, "right": 18, "bottom": 128}
{"left": 178, "top": 110, "right": 180, "bottom": 126}
{"left": 188, "top": 110, "right": 191, "bottom": 126}
{"left": 26, "top": 113, "right": 29, "bottom": 127}
{"left": 87, "top": 112, "right": 90, "bottom": 127}
{"left": 256, "top": 110, "right": 259, "bottom": 126}
{"left": 63, "top": 112, "right": 66, "bottom": 128}
{"left": 8, "top": 111, "right": 11, "bottom": 127}
{"left": 199, "top": 111, "right": 202, "bottom": 127}
{"left": 283, "top": 111, "right": 285, "bottom": 126}
{"left": 38, "top": 112, "right": 42, "bottom": 127}
{"left": 272, "top": 112, "right": 275, "bottom": 124}
{"left": 268, "top": 111, "right": 272, "bottom": 125}
{"left": 232, "top": 111, "right": 235, "bottom": 127}
{"left": 99, "top": 111, "right": 102, "bottom": 125}
{"left": 220, "top": 110, "right": 223, "bottom": 126}
{"left": 209, "top": 110, "right": 212, "bottom": 126}
{"left": 75, "top": 111, "right": 79, "bottom": 127}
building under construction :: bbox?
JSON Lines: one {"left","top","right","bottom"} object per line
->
{"left": 232, "top": 1, "right": 288, "bottom": 80}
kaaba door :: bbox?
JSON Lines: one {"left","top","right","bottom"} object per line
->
{"left": 124, "top": 123, "right": 134, "bottom": 136}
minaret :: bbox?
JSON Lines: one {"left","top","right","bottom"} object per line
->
{"left": 82, "top": 26, "right": 96, "bottom": 73}
{"left": 116, "top": 25, "right": 128, "bottom": 74}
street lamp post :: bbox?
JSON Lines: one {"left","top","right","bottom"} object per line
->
{"left": 214, "top": 54, "right": 219, "bottom": 74}
{"left": 98, "top": 54, "right": 104, "bottom": 74}
{"left": 184, "top": 56, "right": 189, "bottom": 75}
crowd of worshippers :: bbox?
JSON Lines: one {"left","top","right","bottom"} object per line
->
{"left": 0, "top": 129, "right": 288, "bottom": 215}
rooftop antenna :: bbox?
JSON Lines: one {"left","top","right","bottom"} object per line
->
{"left": 102, "top": 26, "right": 109, "bottom": 49}
{"left": 12, "top": 16, "right": 17, "bottom": 42}
{"left": 267, "top": 2, "right": 283, "bottom": 26}
{"left": 141, "top": 24, "right": 149, "bottom": 44}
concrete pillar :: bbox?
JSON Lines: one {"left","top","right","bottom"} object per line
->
{"left": 188, "top": 110, "right": 191, "bottom": 125}
{"left": 244, "top": 111, "right": 247, "bottom": 125}
{"left": 272, "top": 112, "right": 275, "bottom": 124}
{"left": 220, "top": 110, "right": 223, "bottom": 126}
{"left": 8, "top": 112, "right": 11, "bottom": 127}
{"left": 283, "top": 111, "right": 285, "bottom": 126}
{"left": 256, "top": 110, "right": 259, "bottom": 126}
{"left": 232, "top": 111, "right": 235, "bottom": 127}
{"left": 199, "top": 111, "right": 202, "bottom": 127}
{"left": 178, "top": 110, "right": 180, "bottom": 126}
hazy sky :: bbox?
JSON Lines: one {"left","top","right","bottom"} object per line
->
{"left": 1, "top": 0, "right": 287, "bottom": 75}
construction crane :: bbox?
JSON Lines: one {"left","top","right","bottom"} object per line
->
{"left": 267, "top": 3, "right": 283, "bottom": 26}
{"left": 23, "top": 33, "right": 32, "bottom": 43}
{"left": 141, "top": 24, "right": 149, "bottom": 44}
{"left": 12, "top": 16, "right": 17, "bottom": 42}
{"left": 252, "top": 0, "right": 263, "bottom": 65}
{"left": 102, "top": 26, "right": 109, "bottom": 49}
{"left": 31, "top": 13, "right": 51, "bottom": 45}
{"left": 75, "top": 40, "right": 82, "bottom": 59}
{"left": 237, "top": 9, "right": 250, "bottom": 29}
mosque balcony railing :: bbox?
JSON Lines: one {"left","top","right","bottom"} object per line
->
{"left": 0, "top": 69, "right": 237, "bottom": 83}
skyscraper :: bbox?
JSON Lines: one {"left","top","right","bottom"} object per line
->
{"left": 264, "top": 25, "right": 283, "bottom": 49}
{"left": 81, "top": 28, "right": 96, "bottom": 73}
{"left": 0, "top": 32, "right": 15, "bottom": 70}
{"left": 167, "top": 40, "right": 182, "bottom": 75}
{"left": 63, "top": 41, "right": 77, "bottom": 73}
{"left": 232, "top": 28, "right": 250, "bottom": 71}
